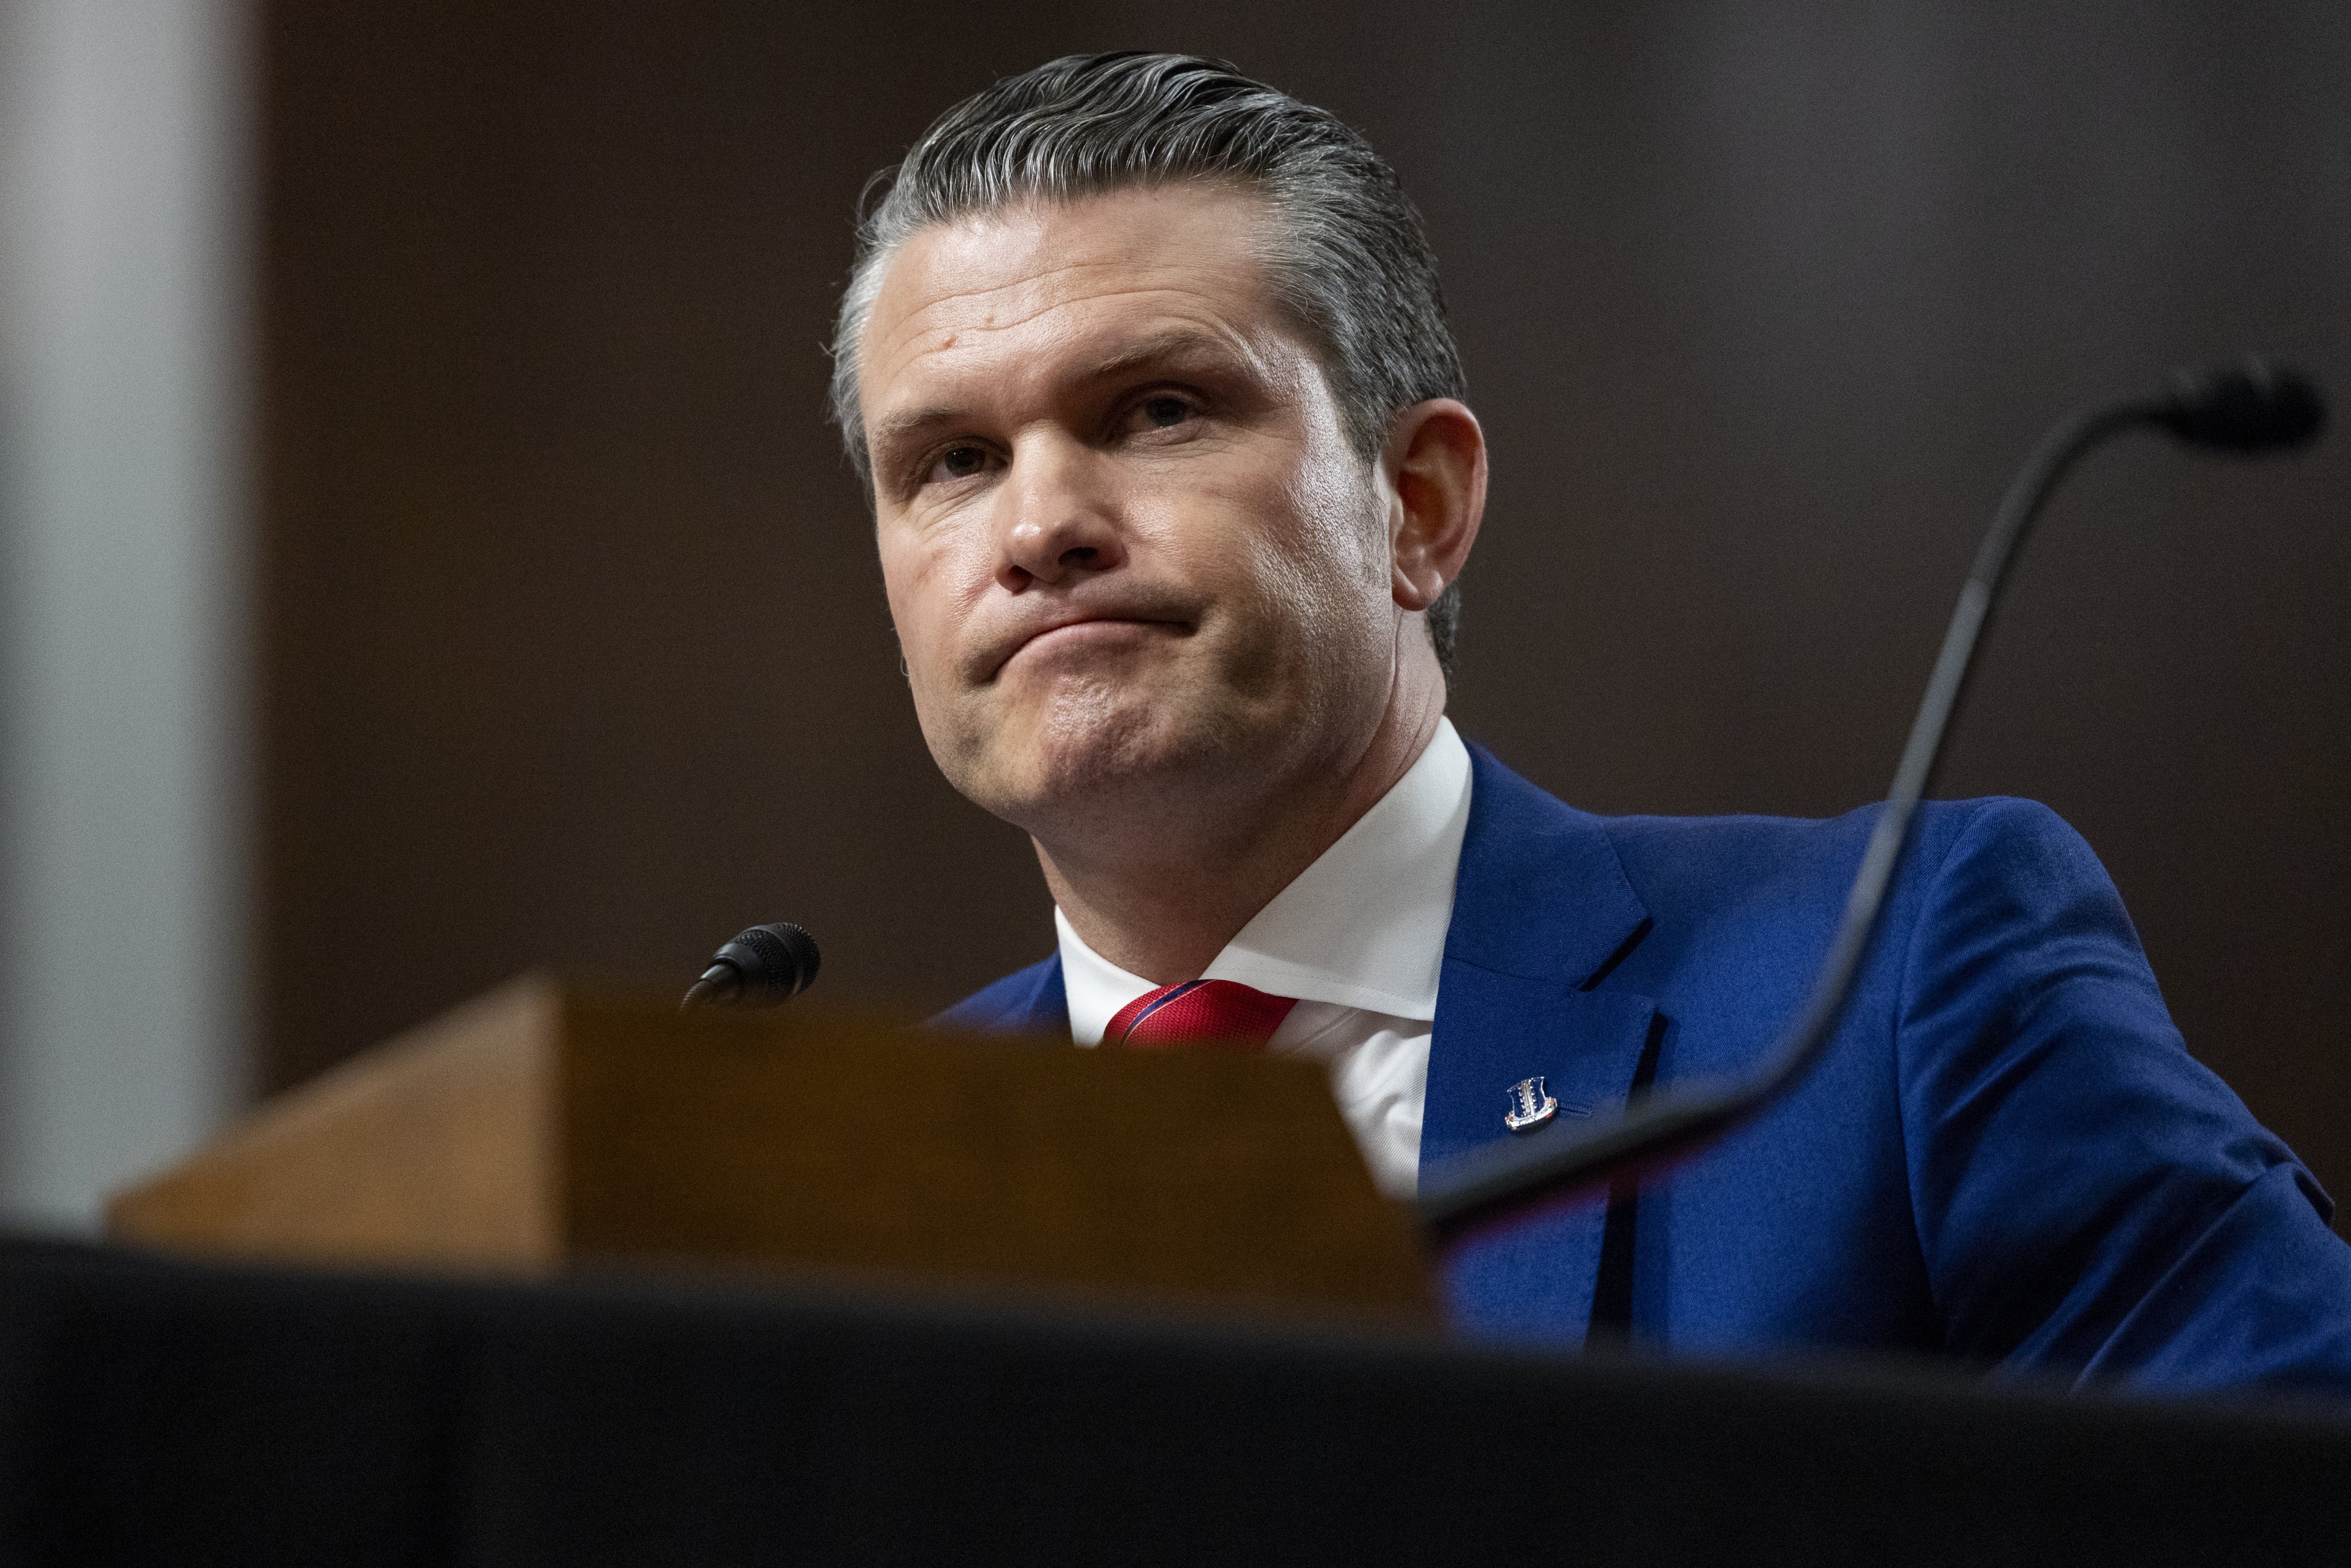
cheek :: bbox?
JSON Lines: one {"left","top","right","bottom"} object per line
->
{"left": 876, "top": 534, "right": 929, "bottom": 654}
{"left": 1172, "top": 444, "right": 1378, "bottom": 597}
{"left": 879, "top": 516, "right": 985, "bottom": 663}
{"left": 1288, "top": 454, "right": 1386, "bottom": 575}
{"left": 1261, "top": 459, "right": 1386, "bottom": 638}
{"left": 877, "top": 535, "right": 971, "bottom": 761}
{"left": 877, "top": 538, "right": 963, "bottom": 734}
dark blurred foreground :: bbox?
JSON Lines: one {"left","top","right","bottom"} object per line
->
{"left": 2, "top": 1237, "right": 2345, "bottom": 1564}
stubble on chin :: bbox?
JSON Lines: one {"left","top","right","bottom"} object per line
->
{"left": 942, "top": 666, "right": 1246, "bottom": 841}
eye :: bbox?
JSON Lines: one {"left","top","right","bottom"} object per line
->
{"left": 1127, "top": 393, "right": 1198, "bottom": 435}
{"left": 926, "top": 443, "right": 992, "bottom": 485}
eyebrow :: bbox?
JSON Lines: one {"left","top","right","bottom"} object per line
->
{"left": 868, "top": 328, "right": 1259, "bottom": 461}
{"left": 1075, "top": 327, "right": 1253, "bottom": 382}
{"left": 869, "top": 404, "right": 965, "bottom": 458}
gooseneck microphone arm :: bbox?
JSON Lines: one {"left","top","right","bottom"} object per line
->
{"left": 1416, "top": 361, "right": 2327, "bottom": 1241}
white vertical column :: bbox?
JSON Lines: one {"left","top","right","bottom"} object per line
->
{"left": 0, "top": 0, "right": 251, "bottom": 1228}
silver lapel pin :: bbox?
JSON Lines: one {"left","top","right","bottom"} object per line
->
{"left": 1503, "top": 1074, "right": 1559, "bottom": 1133}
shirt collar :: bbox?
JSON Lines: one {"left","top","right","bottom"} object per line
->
{"left": 1058, "top": 717, "right": 1474, "bottom": 1043}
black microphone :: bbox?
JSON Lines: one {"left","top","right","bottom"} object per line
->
{"left": 680, "top": 922, "right": 822, "bottom": 1011}
{"left": 2156, "top": 359, "right": 2326, "bottom": 451}
{"left": 1416, "top": 358, "right": 2327, "bottom": 1242}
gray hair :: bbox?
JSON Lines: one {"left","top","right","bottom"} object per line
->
{"left": 829, "top": 52, "right": 1465, "bottom": 676}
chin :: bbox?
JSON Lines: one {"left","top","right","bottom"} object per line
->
{"left": 956, "top": 681, "right": 1242, "bottom": 829}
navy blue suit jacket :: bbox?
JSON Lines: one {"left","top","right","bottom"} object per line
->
{"left": 938, "top": 745, "right": 2351, "bottom": 1394}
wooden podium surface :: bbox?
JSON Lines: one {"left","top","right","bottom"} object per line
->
{"left": 69, "top": 979, "right": 2351, "bottom": 1564}
{"left": 109, "top": 975, "right": 1434, "bottom": 1323}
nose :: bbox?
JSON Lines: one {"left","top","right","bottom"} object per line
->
{"left": 992, "top": 431, "right": 1126, "bottom": 591}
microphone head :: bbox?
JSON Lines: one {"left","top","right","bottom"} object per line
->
{"left": 2157, "top": 359, "right": 2327, "bottom": 452}
{"left": 705, "top": 921, "right": 822, "bottom": 1006}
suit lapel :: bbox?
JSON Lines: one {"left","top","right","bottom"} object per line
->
{"left": 1009, "top": 954, "right": 1070, "bottom": 1034}
{"left": 929, "top": 954, "right": 1070, "bottom": 1036}
{"left": 1425, "top": 745, "right": 1657, "bottom": 1342}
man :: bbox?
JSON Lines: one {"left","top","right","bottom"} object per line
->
{"left": 835, "top": 52, "right": 2351, "bottom": 1391}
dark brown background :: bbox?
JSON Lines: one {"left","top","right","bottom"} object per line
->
{"left": 259, "top": 3, "right": 2351, "bottom": 1198}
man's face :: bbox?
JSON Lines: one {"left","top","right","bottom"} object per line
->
{"left": 861, "top": 184, "right": 1400, "bottom": 840}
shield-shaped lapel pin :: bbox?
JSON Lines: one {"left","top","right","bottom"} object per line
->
{"left": 1503, "top": 1074, "right": 1559, "bottom": 1133}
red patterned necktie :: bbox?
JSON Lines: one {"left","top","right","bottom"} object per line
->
{"left": 1103, "top": 979, "right": 1299, "bottom": 1051}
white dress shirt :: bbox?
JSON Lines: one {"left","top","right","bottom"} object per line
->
{"left": 1056, "top": 717, "right": 1473, "bottom": 1197}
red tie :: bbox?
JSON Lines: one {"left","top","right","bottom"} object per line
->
{"left": 1103, "top": 979, "right": 1299, "bottom": 1051}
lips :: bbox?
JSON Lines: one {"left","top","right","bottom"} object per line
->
{"left": 978, "top": 601, "right": 1196, "bottom": 682}
{"left": 1002, "top": 616, "right": 1164, "bottom": 673}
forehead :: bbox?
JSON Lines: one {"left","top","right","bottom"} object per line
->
{"left": 858, "top": 184, "right": 1291, "bottom": 420}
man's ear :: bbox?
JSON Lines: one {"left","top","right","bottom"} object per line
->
{"left": 1381, "top": 398, "right": 1486, "bottom": 613}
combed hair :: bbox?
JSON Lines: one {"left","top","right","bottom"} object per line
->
{"left": 829, "top": 52, "right": 1465, "bottom": 675}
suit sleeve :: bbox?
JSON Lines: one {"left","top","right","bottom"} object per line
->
{"left": 1894, "top": 797, "right": 2351, "bottom": 1395}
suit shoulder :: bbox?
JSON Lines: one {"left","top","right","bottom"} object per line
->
{"left": 1457, "top": 743, "right": 2090, "bottom": 942}
{"left": 1588, "top": 795, "right": 2070, "bottom": 912}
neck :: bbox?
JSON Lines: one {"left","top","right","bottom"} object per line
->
{"left": 1036, "top": 668, "right": 1445, "bottom": 985}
